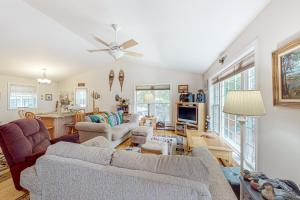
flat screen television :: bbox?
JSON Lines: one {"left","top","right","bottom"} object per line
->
{"left": 178, "top": 106, "right": 197, "bottom": 124}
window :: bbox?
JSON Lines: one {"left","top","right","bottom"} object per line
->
{"left": 209, "top": 53, "right": 257, "bottom": 170}
{"left": 75, "top": 88, "right": 88, "bottom": 108}
{"left": 8, "top": 83, "right": 37, "bottom": 109}
{"left": 135, "top": 84, "right": 171, "bottom": 122}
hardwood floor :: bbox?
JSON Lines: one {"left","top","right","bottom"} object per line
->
{"left": 0, "top": 178, "right": 26, "bottom": 200}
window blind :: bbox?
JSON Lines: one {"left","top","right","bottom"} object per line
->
{"left": 75, "top": 88, "right": 88, "bottom": 108}
{"left": 212, "top": 53, "right": 255, "bottom": 85}
{"left": 8, "top": 83, "right": 37, "bottom": 109}
{"left": 9, "top": 84, "right": 37, "bottom": 95}
{"left": 136, "top": 84, "right": 171, "bottom": 91}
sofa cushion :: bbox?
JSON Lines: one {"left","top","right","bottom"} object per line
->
{"left": 46, "top": 142, "right": 114, "bottom": 165}
{"left": 13, "top": 119, "right": 40, "bottom": 136}
{"left": 111, "top": 150, "right": 209, "bottom": 186}
{"left": 82, "top": 136, "right": 111, "bottom": 148}
{"left": 157, "top": 155, "right": 209, "bottom": 185}
{"left": 111, "top": 124, "right": 130, "bottom": 140}
{"left": 75, "top": 122, "right": 110, "bottom": 132}
{"left": 112, "top": 150, "right": 159, "bottom": 172}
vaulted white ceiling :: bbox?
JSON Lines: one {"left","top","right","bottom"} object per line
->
{"left": 0, "top": 0, "right": 270, "bottom": 81}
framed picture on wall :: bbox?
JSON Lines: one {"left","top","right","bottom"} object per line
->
{"left": 178, "top": 85, "right": 189, "bottom": 93}
{"left": 272, "top": 37, "right": 300, "bottom": 108}
{"left": 45, "top": 94, "right": 52, "bottom": 101}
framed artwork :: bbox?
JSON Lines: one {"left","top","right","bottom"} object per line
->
{"left": 272, "top": 37, "right": 300, "bottom": 108}
{"left": 45, "top": 94, "right": 52, "bottom": 101}
{"left": 178, "top": 85, "right": 189, "bottom": 93}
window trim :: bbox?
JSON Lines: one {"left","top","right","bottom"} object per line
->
{"left": 211, "top": 67, "right": 257, "bottom": 170}
{"left": 7, "top": 82, "right": 38, "bottom": 110}
{"left": 208, "top": 45, "right": 259, "bottom": 170}
{"left": 74, "top": 87, "right": 88, "bottom": 109}
{"left": 134, "top": 83, "right": 173, "bottom": 123}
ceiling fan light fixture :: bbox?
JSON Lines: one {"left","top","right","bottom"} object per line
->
{"left": 37, "top": 68, "right": 52, "bottom": 84}
{"left": 110, "top": 50, "right": 124, "bottom": 60}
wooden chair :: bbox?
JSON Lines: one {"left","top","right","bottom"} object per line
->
{"left": 24, "top": 112, "right": 37, "bottom": 119}
{"left": 18, "top": 110, "right": 26, "bottom": 119}
{"left": 65, "top": 110, "right": 85, "bottom": 135}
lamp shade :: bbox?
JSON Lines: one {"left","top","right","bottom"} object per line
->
{"left": 223, "top": 90, "right": 266, "bottom": 116}
{"left": 144, "top": 93, "right": 154, "bottom": 104}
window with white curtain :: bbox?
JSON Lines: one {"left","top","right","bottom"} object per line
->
{"left": 75, "top": 88, "right": 88, "bottom": 108}
{"left": 8, "top": 83, "right": 37, "bottom": 109}
{"left": 135, "top": 84, "right": 171, "bottom": 122}
{"left": 209, "top": 53, "right": 257, "bottom": 170}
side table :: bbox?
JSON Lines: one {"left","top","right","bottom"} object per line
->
{"left": 139, "top": 116, "right": 157, "bottom": 130}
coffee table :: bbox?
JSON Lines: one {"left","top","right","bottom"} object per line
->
{"left": 186, "top": 130, "right": 233, "bottom": 165}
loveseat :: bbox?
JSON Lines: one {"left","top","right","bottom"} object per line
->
{"left": 75, "top": 114, "right": 139, "bottom": 147}
{"left": 20, "top": 137, "right": 237, "bottom": 200}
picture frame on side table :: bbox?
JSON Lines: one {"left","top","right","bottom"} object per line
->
{"left": 45, "top": 94, "right": 52, "bottom": 101}
{"left": 178, "top": 85, "right": 189, "bottom": 93}
{"left": 272, "top": 37, "right": 300, "bottom": 108}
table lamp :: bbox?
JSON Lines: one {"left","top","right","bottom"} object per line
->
{"left": 144, "top": 93, "right": 154, "bottom": 117}
{"left": 223, "top": 90, "right": 265, "bottom": 200}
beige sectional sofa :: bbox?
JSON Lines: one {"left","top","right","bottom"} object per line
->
{"left": 75, "top": 114, "right": 139, "bottom": 147}
{"left": 20, "top": 137, "right": 237, "bottom": 200}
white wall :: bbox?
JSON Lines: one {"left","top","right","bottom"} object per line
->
{"left": 204, "top": 0, "right": 300, "bottom": 183}
{"left": 58, "top": 60, "right": 203, "bottom": 124}
{"left": 0, "top": 74, "right": 58, "bottom": 122}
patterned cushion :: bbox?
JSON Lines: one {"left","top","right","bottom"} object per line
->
{"left": 89, "top": 115, "right": 100, "bottom": 123}
{"left": 88, "top": 112, "right": 123, "bottom": 127}
{"left": 108, "top": 113, "right": 118, "bottom": 127}
{"left": 117, "top": 111, "right": 123, "bottom": 124}
{"left": 95, "top": 115, "right": 105, "bottom": 123}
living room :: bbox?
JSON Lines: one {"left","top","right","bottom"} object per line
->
{"left": 1, "top": 0, "right": 300, "bottom": 200}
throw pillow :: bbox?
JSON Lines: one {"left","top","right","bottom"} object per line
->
{"left": 95, "top": 114, "right": 105, "bottom": 123}
{"left": 89, "top": 115, "right": 100, "bottom": 123}
{"left": 113, "top": 112, "right": 121, "bottom": 125}
{"left": 117, "top": 111, "right": 123, "bottom": 124}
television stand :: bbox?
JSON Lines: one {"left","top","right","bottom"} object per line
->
{"left": 175, "top": 102, "right": 205, "bottom": 136}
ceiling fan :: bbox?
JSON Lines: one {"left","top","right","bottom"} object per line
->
{"left": 88, "top": 24, "right": 143, "bottom": 60}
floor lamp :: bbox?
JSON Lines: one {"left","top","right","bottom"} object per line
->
{"left": 144, "top": 93, "right": 154, "bottom": 117}
{"left": 223, "top": 90, "right": 266, "bottom": 200}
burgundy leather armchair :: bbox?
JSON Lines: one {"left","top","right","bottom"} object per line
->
{"left": 0, "top": 118, "right": 79, "bottom": 190}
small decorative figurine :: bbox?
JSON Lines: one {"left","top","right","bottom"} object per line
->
{"left": 261, "top": 184, "right": 275, "bottom": 200}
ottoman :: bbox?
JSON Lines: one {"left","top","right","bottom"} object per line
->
{"left": 141, "top": 141, "right": 168, "bottom": 155}
{"left": 131, "top": 126, "right": 153, "bottom": 145}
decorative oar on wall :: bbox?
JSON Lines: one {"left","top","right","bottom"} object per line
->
{"left": 109, "top": 70, "right": 114, "bottom": 91}
{"left": 119, "top": 70, "right": 125, "bottom": 92}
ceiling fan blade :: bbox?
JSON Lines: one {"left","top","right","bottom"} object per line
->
{"left": 87, "top": 49, "right": 110, "bottom": 52}
{"left": 124, "top": 51, "right": 143, "bottom": 57}
{"left": 120, "top": 39, "right": 138, "bottom": 49}
{"left": 93, "top": 36, "right": 110, "bottom": 47}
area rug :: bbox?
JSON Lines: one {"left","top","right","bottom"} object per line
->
{"left": 151, "top": 135, "right": 185, "bottom": 155}
{"left": 0, "top": 152, "right": 8, "bottom": 172}
{"left": 0, "top": 151, "right": 11, "bottom": 183}
{"left": 125, "top": 135, "right": 186, "bottom": 155}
